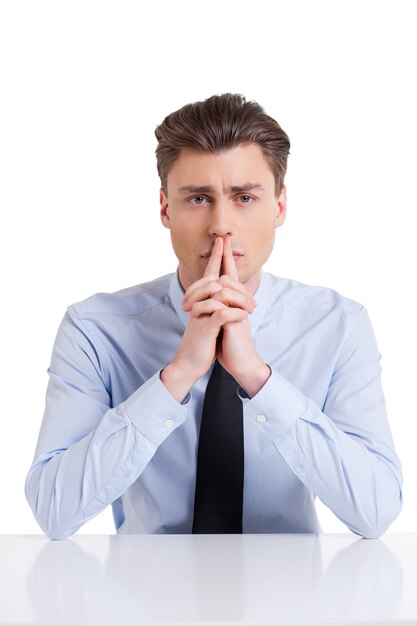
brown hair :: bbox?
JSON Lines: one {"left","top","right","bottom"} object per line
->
{"left": 154, "top": 93, "right": 290, "bottom": 197}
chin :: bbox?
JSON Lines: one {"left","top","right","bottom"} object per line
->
{"left": 237, "top": 268, "right": 255, "bottom": 285}
{"left": 240, "top": 261, "right": 266, "bottom": 286}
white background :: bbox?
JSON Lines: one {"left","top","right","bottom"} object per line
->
{"left": 0, "top": 0, "right": 415, "bottom": 535}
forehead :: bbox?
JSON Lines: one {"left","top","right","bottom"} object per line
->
{"left": 167, "top": 143, "right": 275, "bottom": 190}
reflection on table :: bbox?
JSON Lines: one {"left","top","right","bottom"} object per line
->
{"left": 0, "top": 533, "right": 413, "bottom": 625}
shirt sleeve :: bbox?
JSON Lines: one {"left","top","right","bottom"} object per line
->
{"left": 240, "top": 306, "right": 403, "bottom": 539}
{"left": 25, "top": 306, "right": 189, "bottom": 540}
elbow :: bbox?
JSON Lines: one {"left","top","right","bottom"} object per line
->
{"left": 350, "top": 484, "right": 403, "bottom": 540}
{"left": 35, "top": 508, "right": 78, "bottom": 540}
{"left": 31, "top": 508, "right": 80, "bottom": 541}
{"left": 44, "top": 526, "right": 75, "bottom": 541}
{"left": 354, "top": 522, "right": 390, "bottom": 540}
{"left": 25, "top": 467, "right": 80, "bottom": 541}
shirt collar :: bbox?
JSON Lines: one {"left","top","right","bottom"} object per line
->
{"left": 169, "top": 267, "right": 272, "bottom": 335}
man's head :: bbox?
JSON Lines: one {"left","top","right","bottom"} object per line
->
{"left": 155, "top": 93, "right": 290, "bottom": 290}
{"left": 155, "top": 93, "right": 290, "bottom": 199}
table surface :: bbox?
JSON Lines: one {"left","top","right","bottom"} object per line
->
{"left": 1, "top": 533, "right": 416, "bottom": 626}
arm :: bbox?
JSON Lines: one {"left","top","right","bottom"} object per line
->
{"left": 25, "top": 306, "right": 189, "bottom": 540}
{"left": 240, "top": 306, "right": 403, "bottom": 539}
{"left": 183, "top": 238, "right": 402, "bottom": 538}
{"left": 26, "top": 239, "right": 251, "bottom": 540}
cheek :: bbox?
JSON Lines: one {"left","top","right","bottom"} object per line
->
{"left": 249, "top": 224, "right": 275, "bottom": 251}
{"left": 171, "top": 217, "right": 200, "bottom": 241}
{"left": 170, "top": 229, "right": 197, "bottom": 263}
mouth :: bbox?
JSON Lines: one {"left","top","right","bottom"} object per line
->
{"left": 201, "top": 250, "right": 244, "bottom": 259}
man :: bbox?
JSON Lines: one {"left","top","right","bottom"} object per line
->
{"left": 25, "top": 93, "right": 402, "bottom": 540}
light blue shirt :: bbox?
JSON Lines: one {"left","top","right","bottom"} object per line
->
{"left": 25, "top": 270, "right": 403, "bottom": 539}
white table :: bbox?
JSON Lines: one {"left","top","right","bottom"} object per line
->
{"left": 1, "top": 533, "right": 416, "bottom": 625}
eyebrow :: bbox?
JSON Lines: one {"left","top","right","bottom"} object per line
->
{"left": 176, "top": 183, "right": 265, "bottom": 194}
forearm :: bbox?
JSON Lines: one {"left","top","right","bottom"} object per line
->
{"left": 25, "top": 371, "right": 188, "bottom": 539}
{"left": 233, "top": 360, "right": 271, "bottom": 398}
{"left": 243, "top": 368, "right": 403, "bottom": 538}
{"left": 160, "top": 360, "right": 200, "bottom": 403}
{"left": 275, "top": 407, "right": 402, "bottom": 538}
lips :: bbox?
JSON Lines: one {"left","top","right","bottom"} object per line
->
{"left": 201, "top": 250, "right": 243, "bottom": 258}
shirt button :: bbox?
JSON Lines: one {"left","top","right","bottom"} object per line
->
{"left": 164, "top": 419, "right": 174, "bottom": 428}
{"left": 256, "top": 414, "right": 266, "bottom": 423}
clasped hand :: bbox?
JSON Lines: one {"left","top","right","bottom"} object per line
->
{"left": 166, "top": 236, "right": 270, "bottom": 399}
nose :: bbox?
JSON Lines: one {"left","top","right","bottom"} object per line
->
{"left": 208, "top": 202, "right": 233, "bottom": 238}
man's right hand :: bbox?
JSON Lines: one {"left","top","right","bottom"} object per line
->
{"left": 160, "top": 237, "right": 254, "bottom": 402}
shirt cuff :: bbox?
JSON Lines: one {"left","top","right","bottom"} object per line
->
{"left": 123, "top": 369, "right": 190, "bottom": 447}
{"left": 239, "top": 367, "right": 308, "bottom": 440}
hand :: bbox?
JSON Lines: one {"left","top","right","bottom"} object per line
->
{"left": 182, "top": 238, "right": 256, "bottom": 319}
{"left": 213, "top": 236, "right": 271, "bottom": 397}
{"left": 161, "top": 237, "right": 253, "bottom": 402}
{"left": 182, "top": 236, "right": 270, "bottom": 397}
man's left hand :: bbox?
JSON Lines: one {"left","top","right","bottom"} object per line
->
{"left": 182, "top": 236, "right": 271, "bottom": 397}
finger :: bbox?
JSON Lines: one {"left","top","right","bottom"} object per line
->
{"left": 218, "top": 275, "right": 257, "bottom": 305}
{"left": 182, "top": 274, "right": 257, "bottom": 312}
{"left": 190, "top": 300, "right": 248, "bottom": 327}
{"left": 183, "top": 251, "right": 242, "bottom": 304}
{"left": 222, "top": 235, "right": 239, "bottom": 281}
{"left": 182, "top": 278, "right": 222, "bottom": 307}
{"left": 185, "top": 286, "right": 254, "bottom": 313}
{"left": 203, "top": 236, "right": 224, "bottom": 279}
{"left": 211, "top": 305, "right": 248, "bottom": 326}
{"left": 190, "top": 299, "right": 225, "bottom": 319}
{"left": 211, "top": 288, "right": 255, "bottom": 313}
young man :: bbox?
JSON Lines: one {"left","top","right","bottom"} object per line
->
{"left": 25, "top": 93, "right": 402, "bottom": 539}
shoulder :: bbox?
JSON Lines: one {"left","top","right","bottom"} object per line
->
{"left": 264, "top": 271, "right": 365, "bottom": 318}
{"left": 67, "top": 273, "right": 175, "bottom": 321}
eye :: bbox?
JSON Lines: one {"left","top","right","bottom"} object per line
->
{"left": 189, "top": 195, "right": 207, "bottom": 205}
{"left": 238, "top": 194, "right": 253, "bottom": 203}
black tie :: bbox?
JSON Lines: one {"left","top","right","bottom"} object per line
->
{"left": 192, "top": 360, "right": 244, "bottom": 533}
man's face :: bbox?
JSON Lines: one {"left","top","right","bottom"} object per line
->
{"left": 160, "top": 142, "right": 287, "bottom": 291}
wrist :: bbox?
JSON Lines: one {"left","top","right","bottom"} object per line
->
{"left": 160, "top": 358, "right": 201, "bottom": 403}
{"left": 234, "top": 360, "right": 271, "bottom": 399}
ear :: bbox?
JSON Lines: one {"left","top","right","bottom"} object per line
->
{"left": 160, "top": 188, "right": 171, "bottom": 229}
{"left": 275, "top": 185, "right": 287, "bottom": 228}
